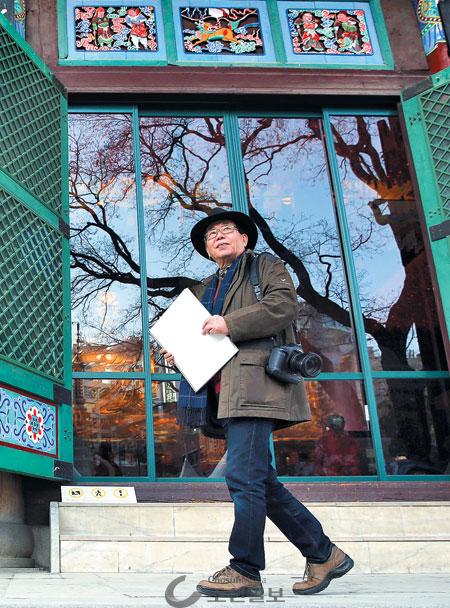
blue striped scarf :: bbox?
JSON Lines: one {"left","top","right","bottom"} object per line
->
{"left": 177, "top": 257, "right": 240, "bottom": 428}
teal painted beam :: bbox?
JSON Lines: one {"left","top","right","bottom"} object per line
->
{"left": 371, "top": 371, "right": 450, "bottom": 379}
{"left": 151, "top": 373, "right": 182, "bottom": 381}
{"left": 58, "top": 59, "right": 169, "bottom": 67}
{"left": 0, "top": 446, "right": 59, "bottom": 479}
{"left": 0, "top": 352, "right": 65, "bottom": 387}
{"left": 132, "top": 107, "right": 157, "bottom": 481}
{"left": 72, "top": 372, "right": 146, "bottom": 380}
{"left": 223, "top": 113, "right": 248, "bottom": 213}
{"left": 327, "top": 108, "right": 397, "bottom": 116}
{"left": 0, "top": 360, "right": 55, "bottom": 402}
{"left": 69, "top": 106, "right": 135, "bottom": 114}
{"left": 57, "top": 0, "right": 68, "bottom": 59}
{"left": 0, "top": 170, "right": 61, "bottom": 232}
{"left": 161, "top": 0, "right": 177, "bottom": 64}
{"left": 370, "top": 0, "right": 395, "bottom": 70}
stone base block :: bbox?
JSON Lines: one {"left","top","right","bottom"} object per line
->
{"left": 0, "top": 557, "right": 35, "bottom": 568}
{"left": 54, "top": 502, "right": 450, "bottom": 575}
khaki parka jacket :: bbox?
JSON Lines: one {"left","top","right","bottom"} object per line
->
{"left": 192, "top": 250, "right": 311, "bottom": 429}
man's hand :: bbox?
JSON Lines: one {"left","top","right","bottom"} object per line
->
{"left": 160, "top": 348, "right": 175, "bottom": 367}
{"left": 368, "top": 198, "right": 385, "bottom": 209}
{"left": 202, "top": 315, "right": 229, "bottom": 336}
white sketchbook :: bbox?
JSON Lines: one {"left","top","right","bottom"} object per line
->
{"left": 150, "top": 288, "right": 238, "bottom": 392}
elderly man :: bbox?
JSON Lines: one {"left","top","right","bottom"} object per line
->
{"left": 163, "top": 208, "right": 353, "bottom": 598}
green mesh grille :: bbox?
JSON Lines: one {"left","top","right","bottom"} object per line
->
{"left": 0, "top": 189, "right": 64, "bottom": 381}
{"left": 0, "top": 27, "right": 62, "bottom": 214}
{"left": 420, "top": 80, "right": 450, "bottom": 220}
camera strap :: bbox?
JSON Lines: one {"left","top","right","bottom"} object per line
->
{"left": 249, "top": 252, "right": 277, "bottom": 302}
{"left": 249, "top": 252, "right": 295, "bottom": 345}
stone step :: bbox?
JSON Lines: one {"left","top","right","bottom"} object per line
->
{"left": 56, "top": 538, "right": 450, "bottom": 575}
{"left": 56, "top": 501, "right": 450, "bottom": 539}
{"left": 51, "top": 501, "right": 450, "bottom": 575}
{"left": 59, "top": 533, "right": 450, "bottom": 541}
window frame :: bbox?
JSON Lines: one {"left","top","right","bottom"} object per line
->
{"left": 69, "top": 105, "right": 450, "bottom": 484}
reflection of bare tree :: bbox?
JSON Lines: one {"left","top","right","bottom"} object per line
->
{"left": 327, "top": 117, "right": 447, "bottom": 464}
{"left": 331, "top": 117, "right": 443, "bottom": 370}
{"left": 70, "top": 116, "right": 200, "bottom": 335}
{"left": 69, "top": 114, "right": 447, "bottom": 466}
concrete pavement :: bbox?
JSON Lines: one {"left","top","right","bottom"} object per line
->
{"left": 1, "top": 570, "right": 450, "bottom": 608}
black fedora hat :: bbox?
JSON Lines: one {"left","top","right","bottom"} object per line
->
{"left": 190, "top": 208, "right": 258, "bottom": 259}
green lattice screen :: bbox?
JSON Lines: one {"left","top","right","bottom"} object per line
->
{"left": 0, "top": 189, "right": 64, "bottom": 382}
{"left": 0, "top": 26, "right": 62, "bottom": 215}
{"left": 0, "top": 14, "right": 72, "bottom": 481}
{"left": 419, "top": 79, "right": 450, "bottom": 222}
{"left": 402, "top": 69, "right": 450, "bottom": 348}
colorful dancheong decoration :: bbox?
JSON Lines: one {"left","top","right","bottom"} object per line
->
{"left": 286, "top": 8, "right": 373, "bottom": 55}
{"left": 14, "top": 0, "right": 26, "bottom": 38}
{"left": 0, "top": 385, "right": 57, "bottom": 456}
{"left": 180, "top": 6, "right": 264, "bottom": 55}
{"left": 74, "top": 6, "right": 158, "bottom": 51}
{"left": 411, "top": 0, "right": 450, "bottom": 73}
{"left": 412, "top": 0, "right": 446, "bottom": 56}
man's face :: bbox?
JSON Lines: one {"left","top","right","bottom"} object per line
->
{"left": 205, "top": 221, "right": 248, "bottom": 268}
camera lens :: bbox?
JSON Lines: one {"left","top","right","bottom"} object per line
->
{"left": 289, "top": 352, "right": 322, "bottom": 378}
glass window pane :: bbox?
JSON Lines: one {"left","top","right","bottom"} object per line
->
{"left": 374, "top": 378, "right": 450, "bottom": 475}
{"left": 274, "top": 380, "right": 376, "bottom": 476}
{"left": 69, "top": 113, "right": 143, "bottom": 372}
{"left": 331, "top": 115, "right": 447, "bottom": 372}
{"left": 139, "top": 117, "right": 232, "bottom": 369}
{"left": 152, "top": 381, "right": 227, "bottom": 477}
{"left": 73, "top": 378, "right": 147, "bottom": 476}
{"left": 239, "top": 117, "right": 360, "bottom": 373}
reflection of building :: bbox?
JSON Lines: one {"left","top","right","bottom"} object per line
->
{"left": 72, "top": 327, "right": 144, "bottom": 373}
{"left": 152, "top": 400, "right": 226, "bottom": 478}
{"left": 0, "top": 0, "right": 449, "bottom": 574}
{"left": 297, "top": 303, "right": 357, "bottom": 372}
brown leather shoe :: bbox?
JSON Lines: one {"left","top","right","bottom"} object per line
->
{"left": 197, "top": 565, "right": 264, "bottom": 597}
{"left": 293, "top": 545, "right": 354, "bottom": 595}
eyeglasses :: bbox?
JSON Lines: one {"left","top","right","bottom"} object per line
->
{"left": 204, "top": 224, "right": 239, "bottom": 242}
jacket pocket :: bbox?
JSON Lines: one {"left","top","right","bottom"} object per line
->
{"left": 239, "top": 351, "right": 287, "bottom": 409}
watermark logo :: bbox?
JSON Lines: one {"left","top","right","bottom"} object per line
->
{"left": 165, "top": 575, "right": 202, "bottom": 608}
{"left": 164, "top": 576, "right": 286, "bottom": 605}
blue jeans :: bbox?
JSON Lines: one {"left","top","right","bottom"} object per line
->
{"left": 222, "top": 417, "right": 333, "bottom": 581}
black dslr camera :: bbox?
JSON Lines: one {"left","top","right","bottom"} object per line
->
{"left": 266, "top": 344, "right": 322, "bottom": 384}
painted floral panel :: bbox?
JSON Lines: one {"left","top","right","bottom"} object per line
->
{"left": 75, "top": 6, "right": 158, "bottom": 51}
{"left": 287, "top": 8, "right": 373, "bottom": 55}
{"left": 0, "top": 386, "right": 57, "bottom": 457}
{"left": 180, "top": 6, "right": 264, "bottom": 55}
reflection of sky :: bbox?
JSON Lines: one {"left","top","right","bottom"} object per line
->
{"left": 240, "top": 118, "right": 348, "bottom": 301}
